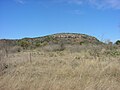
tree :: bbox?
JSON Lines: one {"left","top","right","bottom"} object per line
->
{"left": 115, "top": 40, "right": 120, "bottom": 45}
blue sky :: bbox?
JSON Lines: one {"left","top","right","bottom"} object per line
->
{"left": 0, "top": 0, "right": 120, "bottom": 42}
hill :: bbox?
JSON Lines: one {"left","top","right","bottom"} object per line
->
{"left": 0, "top": 33, "right": 102, "bottom": 49}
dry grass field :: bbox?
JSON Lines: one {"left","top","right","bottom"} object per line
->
{"left": 0, "top": 45, "right": 120, "bottom": 90}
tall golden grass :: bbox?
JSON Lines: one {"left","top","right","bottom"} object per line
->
{"left": 0, "top": 45, "right": 120, "bottom": 90}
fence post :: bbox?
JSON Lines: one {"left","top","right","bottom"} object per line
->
{"left": 29, "top": 52, "right": 32, "bottom": 63}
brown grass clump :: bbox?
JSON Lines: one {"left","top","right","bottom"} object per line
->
{"left": 0, "top": 45, "right": 120, "bottom": 90}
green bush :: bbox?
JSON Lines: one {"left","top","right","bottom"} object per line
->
{"left": 115, "top": 40, "right": 120, "bottom": 45}
{"left": 35, "top": 41, "right": 41, "bottom": 47}
{"left": 80, "top": 42, "right": 84, "bottom": 45}
{"left": 17, "top": 40, "right": 30, "bottom": 49}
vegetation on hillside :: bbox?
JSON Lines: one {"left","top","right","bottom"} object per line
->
{"left": 0, "top": 33, "right": 103, "bottom": 50}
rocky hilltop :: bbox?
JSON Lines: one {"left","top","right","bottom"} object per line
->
{"left": 51, "top": 33, "right": 100, "bottom": 44}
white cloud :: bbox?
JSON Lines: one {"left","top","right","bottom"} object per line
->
{"left": 65, "top": 0, "right": 120, "bottom": 9}
{"left": 105, "top": 0, "right": 120, "bottom": 9}
{"left": 13, "top": 0, "right": 120, "bottom": 9}
{"left": 15, "top": 0, "right": 25, "bottom": 4}
{"left": 88, "top": 0, "right": 120, "bottom": 9}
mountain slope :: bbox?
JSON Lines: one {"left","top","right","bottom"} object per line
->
{"left": 0, "top": 33, "right": 102, "bottom": 49}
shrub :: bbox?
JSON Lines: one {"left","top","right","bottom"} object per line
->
{"left": 17, "top": 40, "right": 30, "bottom": 49}
{"left": 35, "top": 41, "right": 42, "bottom": 47}
{"left": 80, "top": 41, "right": 84, "bottom": 45}
{"left": 104, "top": 50, "right": 120, "bottom": 57}
{"left": 115, "top": 40, "right": 120, "bottom": 45}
